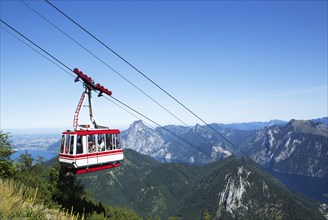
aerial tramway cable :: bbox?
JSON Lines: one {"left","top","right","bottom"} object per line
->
{"left": 2, "top": 23, "right": 198, "bottom": 173}
{"left": 20, "top": 0, "right": 221, "bottom": 152}
{"left": 0, "top": 19, "right": 213, "bottom": 161}
{"left": 43, "top": 0, "right": 251, "bottom": 159}
{"left": 0, "top": 21, "right": 200, "bottom": 161}
{"left": 20, "top": 0, "right": 186, "bottom": 127}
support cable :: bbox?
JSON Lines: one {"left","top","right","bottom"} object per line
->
{"left": 21, "top": 0, "right": 220, "bottom": 152}
{"left": 0, "top": 18, "right": 145, "bottom": 123}
{"left": 0, "top": 25, "right": 74, "bottom": 79}
{"left": 21, "top": 0, "right": 185, "bottom": 127}
{"left": 1, "top": 21, "right": 194, "bottom": 161}
{"left": 0, "top": 19, "right": 213, "bottom": 160}
{"left": 0, "top": 20, "right": 71, "bottom": 73}
{"left": 44, "top": 0, "right": 251, "bottom": 158}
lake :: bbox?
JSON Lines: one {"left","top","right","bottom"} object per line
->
{"left": 11, "top": 150, "right": 57, "bottom": 162}
{"left": 268, "top": 170, "right": 328, "bottom": 203}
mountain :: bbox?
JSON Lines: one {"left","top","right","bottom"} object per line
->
{"left": 121, "top": 119, "right": 328, "bottom": 203}
{"left": 78, "top": 149, "right": 326, "bottom": 219}
{"left": 122, "top": 120, "right": 275, "bottom": 164}
{"left": 248, "top": 119, "right": 328, "bottom": 177}
{"left": 122, "top": 121, "right": 238, "bottom": 164}
{"left": 47, "top": 140, "right": 60, "bottom": 152}
{"left": 122, "top": 120, "right": 170, "bottom": 161}
{"left": 122, "top": 119, "right": 328, "bottom": 178}
{"left": 312, "top": 117, "right": 328, "bottom": 126}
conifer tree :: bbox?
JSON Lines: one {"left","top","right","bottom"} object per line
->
{"left": 0, "top": 132, "right": 14, "bottom": 178}
{"left": 17, "top": 150, "right": 33, "bottom": 172}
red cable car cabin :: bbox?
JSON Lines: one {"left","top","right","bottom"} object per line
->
{"left": 59, "top": 128, "right": 124, "bottom": 175}
{"left": 59, "top": 68, "right": 124, "bottom": 175}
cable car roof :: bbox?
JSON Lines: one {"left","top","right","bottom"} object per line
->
{"left": 62, "top": 128, "right": 120, "bottom": 135}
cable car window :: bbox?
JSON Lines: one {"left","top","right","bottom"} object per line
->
{"left": 69, "top": 135, "right": 74, "bottom": 155}
{"left": 106, "top": 134, "right": 112, "bottom": 151}
{"left": 117, "top": 134, "right": 122, "bottom": 149}
{"left": 60, "top": 135, "right": 65, "bottom": 153}
{"left": 98, "top": 134, "right": 105, "bottom": 152}
{"left": 88, "top": 135, "right": 96, "bottom": 153}
{"left": 112, "top": 134, "right": 116, "bottom": 150}
{"left": 64, "top": 135, "right": 70, "bottom": 154}
{"left": 76, "top": 135, "right": 83, "bottom": 154}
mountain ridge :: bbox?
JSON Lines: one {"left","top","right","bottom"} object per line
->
{"left": 123, "top": 118, "right": 328, "bottom": 178}
{"left": 79, "top": 149, "right": 326, "bottom": 219}
{"left": 249, "top": 119, "right": 328, "bottom": 177}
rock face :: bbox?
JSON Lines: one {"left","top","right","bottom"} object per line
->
{"left": 219, "top": 166, "right": 251, "bottom": 214}
{"left": 249, "top": 120, "right": 328, "bottom": 177}
{"left": 122, "top": 120, "right": 169, "bottom": 160}
{"left": 122, "top": 120, "right": 232, "bottom": 163}
{"left": 214, "top": 164, "right": 302, "bottom": 219}
{"left": 122, "top": 119, "right": 328, "bottom": 177}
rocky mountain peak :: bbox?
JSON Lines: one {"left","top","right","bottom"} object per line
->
{"left": 125, "top": 120, "right": 162, "bottom": 138}
{"left": 192, "top": 123, "right": 203, "bottom": 132}
{"left": 251, "top": 119, "right": 328, "bottom": 177}
{"left": 122, "top": 120, "right": 169, "bottom": 161}
{"left": 286, "top": 119, "right": 328, "bottom": 136}
{"left": 129, "top": 120, "right": 148, "bottom": 131}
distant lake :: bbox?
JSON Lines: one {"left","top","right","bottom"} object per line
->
{"left": 11, "top": 150, "right": 57, "bottom": 162}
{"left": 268, "top": 170, "right": 328, "bottom": 203}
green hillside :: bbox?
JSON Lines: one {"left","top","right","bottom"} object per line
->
{"left": 0, "top": 131, "right": 141, "bottom": 220}
{"left": 79, "top": 149, "right": 326, "bottom": 219}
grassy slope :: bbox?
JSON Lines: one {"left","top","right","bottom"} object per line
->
{"left": 0, "top": 178, "right": 76, "bottom": 219}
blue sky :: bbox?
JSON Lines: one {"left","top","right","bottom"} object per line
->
{"left": 1, "top": 0, "right": 327, "bottom": 130}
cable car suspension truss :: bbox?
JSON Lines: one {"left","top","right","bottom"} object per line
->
{"left": 73, "top": 68, "right": 112, "bottom": 129}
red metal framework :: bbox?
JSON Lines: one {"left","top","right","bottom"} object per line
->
{"left": 73, "top": 92, "right": 86, "bottom": 128}
{"left": 72, "top": 68, "right": 114, "bottom": 129}
{"left": 73, "top": 68, "right": 112, "bottom": 97}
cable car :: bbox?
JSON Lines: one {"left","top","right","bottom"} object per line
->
{"left": 59, "top": 68, "right": 124, "bottom": 175}
{"left": 59, "top": 127, "right": 123, "bottom": 174}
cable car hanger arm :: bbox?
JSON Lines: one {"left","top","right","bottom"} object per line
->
{"left": 73, "top": 68, "right": 112, "bottom": 129}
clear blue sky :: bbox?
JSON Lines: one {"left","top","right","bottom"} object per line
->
{"left": 1, "top": 0, "right": 327, "bottom": 130}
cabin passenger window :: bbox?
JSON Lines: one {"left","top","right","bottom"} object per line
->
{"left": 117, "top": 134, "right": 122, "bottom": 149}
{"left": 112, "top": 134, "right": 116, "bottom": 150}
{"left": 88, "top": 135, "right": 96, "bottom": 153}
{"left": 65, "top": 135, "right": 70, "bottom": 154}
{"left": 69, "top": 136, "right": 74, "bottom": 155}
{"left": 106, "top": 134, "right": 112, "bottom": 150}
{"left": 60, "top": 135, "right": 65, "bottom": 153}
{"left": 98, "top": 134, "right": 105, "bottom": 152}
{"left": 76, "top": 135, "right": 83, "bottom": 154}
